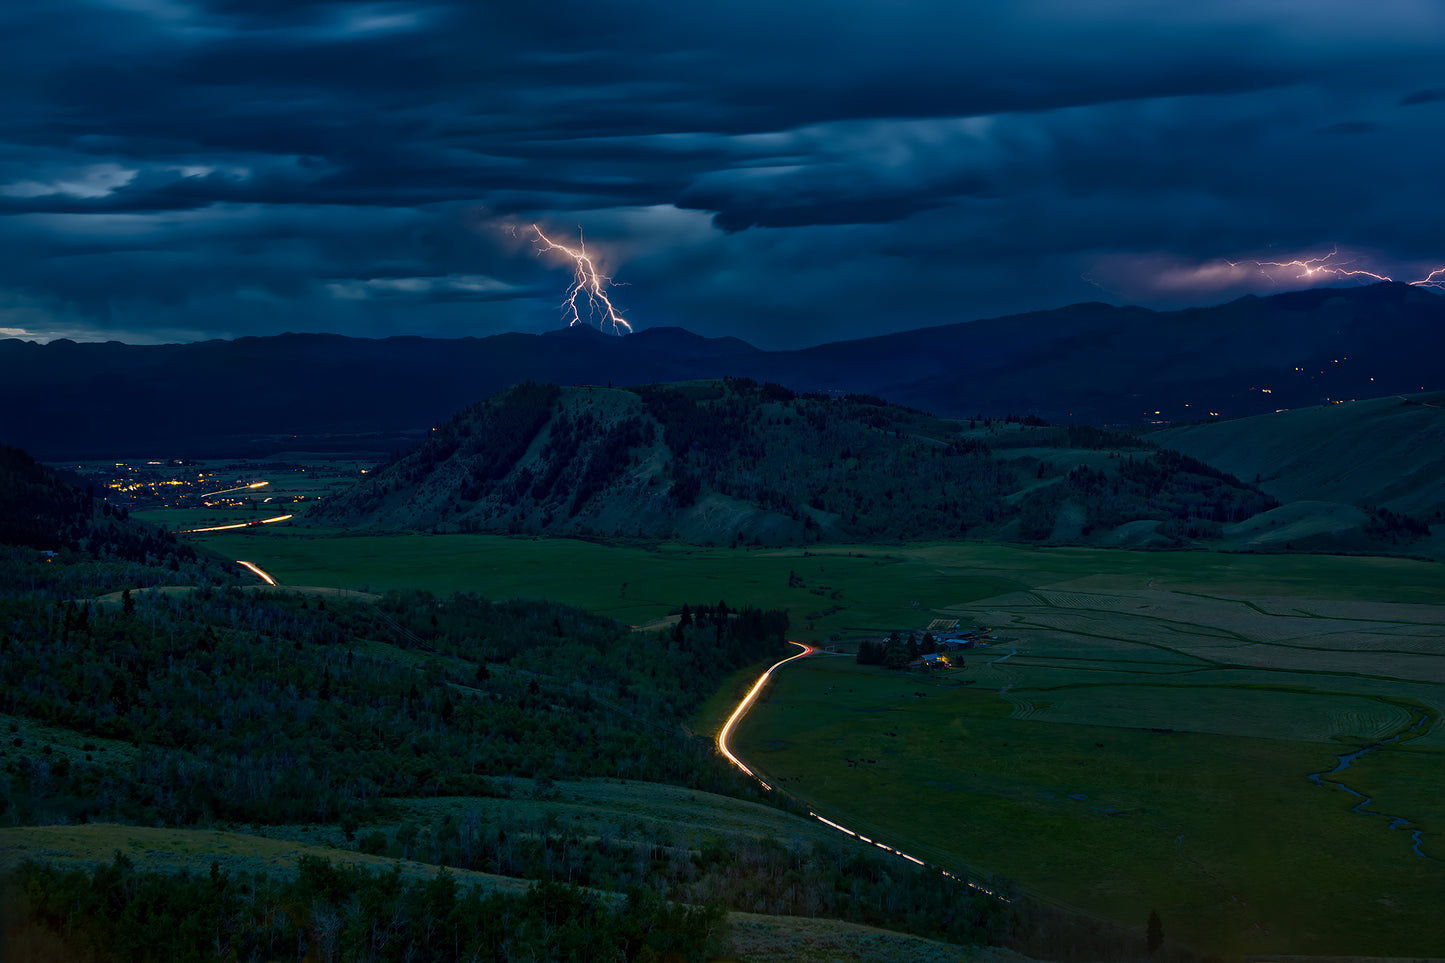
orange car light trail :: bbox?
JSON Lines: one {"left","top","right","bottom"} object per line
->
{"left": 177, "top": 513, "right": 293, "bottom": 534}
{"left": 236, "top": 560, "right": 277, "bottom": 585}
{"left": 716, "top": 640, "right": 1009, "bottom": 902}
{"left": 716, "top": 641, "right": 813, "bottom": 791}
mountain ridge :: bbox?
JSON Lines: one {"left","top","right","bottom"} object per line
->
{"left": 310, "top": 378, "right": 1288, "bottom": 550}
{"left": 3, "top": 282, "right": 1441, "bottom": 459}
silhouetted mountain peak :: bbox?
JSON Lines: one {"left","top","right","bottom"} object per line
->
{"left": 541, "top": 324, "right": 618, "bottom": 341}
{"left": 626, "top": 326, "right": 759, "bottom": 356}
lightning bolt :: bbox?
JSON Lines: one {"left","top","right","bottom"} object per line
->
{"left": 1412, "top": 267, "right": 1445, "bottom": 290}
{"left": 531, "top": 224, "right": 632, "bottom": 335}
{"left": 1226, "top": 247, "right": 1445, "bottom": 289}
{"left": 1225, "top": 247, "right": 1391, "bottom": 285}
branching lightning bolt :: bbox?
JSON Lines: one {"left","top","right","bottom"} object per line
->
{"left": 1413, "top": 267, "right": 1445, "bottom": 290}
{"left": 531, "top": 225, "right": 632, "bottom": 334}
{"left": 1226, "top": 247, "right": 1445, "bottom": 289}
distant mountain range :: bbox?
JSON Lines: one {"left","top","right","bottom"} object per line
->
{"left": 3, "top": 281, "right": 1441, "bottom": 460}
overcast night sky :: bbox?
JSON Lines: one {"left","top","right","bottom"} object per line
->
{"left": 3, "top": 1, "right": 1444, "bottom": 349}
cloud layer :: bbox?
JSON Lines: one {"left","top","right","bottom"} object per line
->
{"left": 2, "top": 0, "right": 1443, "bottom": 346}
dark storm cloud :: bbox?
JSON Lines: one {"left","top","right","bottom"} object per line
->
{"left": 1318, "top": 121, "right": 1380, "bottom": 135}
{"left": 1400, "top": 88, "right": 1445, "bottom": 106}
{"left": 1, "top": 0, "right": 1443, "bottom": 346}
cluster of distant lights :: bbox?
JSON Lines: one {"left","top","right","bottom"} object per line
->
{"left": 104, "top": 476, "right": 269, "bottom": 500}
{"left": 95, "top": 476, "right": 299, "bottom": 532}
{"left": 108, "top": 479, "right": 187, "bottom": 493}
{"left": 1142, "top": 353, "right": 1422, "bottom": 418}
{"left": 85, "top": 464, "right": 311, "bottom": 588}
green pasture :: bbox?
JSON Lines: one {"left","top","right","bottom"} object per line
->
{"left": 1333, "top": 744, "right": 1445, "bottom": 850}
{"left": 135, "top": 506, "right": 302, "bottom": 532}
{"left": 172, "top": 525, "right": 1444, "bottom": 955}
{"left": 195, "top": 531, "right": 1026, "bottom": 630}
{"left": 188, "top": 530, "right": 1443, "bottom": 638}
{"left": 731, "top": 653, "right": 1443, "bottom": 957}
{"left": 1000, "top": 682, "right": 1414, "bottom": 742}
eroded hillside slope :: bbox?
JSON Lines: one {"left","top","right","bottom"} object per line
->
{"left": 312, "top": 379, "right": 1282, "bottom": 548}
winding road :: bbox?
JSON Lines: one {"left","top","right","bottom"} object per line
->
{"left": 716, "top": 641, "right": 1009, "bottom": 902}
{"left": 716, "top": 641, "right": 813, "bottom": 791}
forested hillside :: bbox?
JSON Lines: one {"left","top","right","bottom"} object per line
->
{"left": 313, "top": 378, "right": 1281, "bottom": 549}
{"left": 0, "top": 454, "right": 1056, "bottom": 961}
{"left": 0, "top": 579, "right": 788, "bottom": 827}
{"left": 0, "top": 443, "right": 219, "bottom": 595}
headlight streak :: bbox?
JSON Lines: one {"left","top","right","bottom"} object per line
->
{"left": 716, "top": 641, "right": 812, "bottom": 790}
{"left": 236, "top": 560, "right": 277, "bottom": 585}
{"left": 717, "top": 641, "right": 1011, "bottom": 904}
{"left": 200, "top": 481, "right": 269, "bottom": 498}
{"left": 177, "top": 513, "right": 293, "bottom": 534}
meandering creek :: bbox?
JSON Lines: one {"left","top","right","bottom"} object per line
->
{"left": 1307, "top": 709, "right": 1435, "bottom": 860}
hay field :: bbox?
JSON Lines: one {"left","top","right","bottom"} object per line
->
{"left": 969, "top": 589, "right": 1445, "bottom": 706}
{"left": 731, "top": 584, "right": 1445, "bottom": 958}
{"left": 1000, "top": 685, "right": 1413, "bottom": 742}
{"left": 190, "top": 530, "right": 1444, "bottom": 642}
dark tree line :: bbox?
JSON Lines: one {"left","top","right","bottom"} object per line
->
{"left": 2, "top": 853, "right": 727, "bottom": 963}
{"left": 1016, "top": 450, "right": 1280, "bottom": 540}
{"left": 1365, "top": 505, "right": 1431, "bottom": 541}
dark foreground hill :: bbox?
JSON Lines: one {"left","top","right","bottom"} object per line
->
{"left": 311, "top": 378, "right": 1282, "bottom": 549}
{"left": 4, "top": 282, "right": 1442, "bottom": 459}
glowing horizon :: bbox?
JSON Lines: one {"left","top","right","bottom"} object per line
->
{"left": 1090, "top": 246, "right": 1445, "bottom": 302}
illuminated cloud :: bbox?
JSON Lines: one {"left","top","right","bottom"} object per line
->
{"left": 325, "top": 275, "right": 523, "bottom": 301}
{"left": 1088, "top": 248, "right": 1445, "bottom": 306}
{"left": 0, "top": 164, "right": 138, "bottom": 199}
